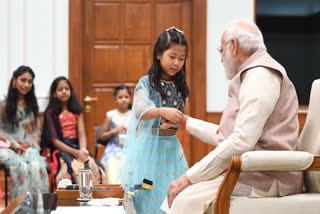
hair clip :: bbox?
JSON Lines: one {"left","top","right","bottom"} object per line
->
{"left": 166, "top": 26, "right": 184, "bottom": 34}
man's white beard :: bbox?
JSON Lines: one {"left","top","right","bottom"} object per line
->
{"left": 223, "top": 48, "right": 239, "bottom": 80}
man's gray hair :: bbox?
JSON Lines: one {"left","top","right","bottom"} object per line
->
{"left": 224, "top": 19, "right": 266, "bottom": 54}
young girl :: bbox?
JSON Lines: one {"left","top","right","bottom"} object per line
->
{"left": 0, "top": 65, "right": 48, "bottom": 200}
{"left": 41, "top": 76, "right": 105, "bottom": 185}
{"left": 120, "top": 26, "right": 190, "bottom": 213}
{"left": 99, "top": 84, "right": 132, "bottom": 184}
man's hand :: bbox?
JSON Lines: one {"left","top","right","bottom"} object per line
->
{"left": 167, "top": 174, "right": 192, "bottom": 208}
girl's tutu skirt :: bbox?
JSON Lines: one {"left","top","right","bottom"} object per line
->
{"left": 121, "top": 134, "right": 188, "bottom": 214}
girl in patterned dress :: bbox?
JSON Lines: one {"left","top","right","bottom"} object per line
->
{"left": 0, "top": 65, "right": 48, "bottom": 200}
{"left": 120, "top": 26, "right": 190, "bottom": 213}
{"left": 41, "top": 76, "right": 105, "bottom": 186}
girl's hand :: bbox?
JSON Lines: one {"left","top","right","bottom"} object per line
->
{"left": 160, "top": 107, "right": 183, "bottom": 123}
{"left": 80, "top": 147, "right": 89, "bottom": 155}
{"left": 75, "top": 150, "right": 89, "bottom": 162}
{"left": 160, "top": 120, "right": 180, "bottom": 129}
{"left": 11, "top": 144, "right": 26, "bottom": 155}
{"left": 17, "top": 141, "right": 30, "bottom": 149}
{"left": 0, "top": 134, "right": 7, "bottom": 142}
{"left": 160, "top": 115, "right": 189, "bottom": 129}
{"left": 115, "top": 125, "right": 127, "bottom": 134}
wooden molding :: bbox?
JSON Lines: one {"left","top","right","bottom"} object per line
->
{"left": 191, "top": 0, "right": 207, "bottom": 164}
{"left": 69, "top": 0, "right": 84, "bottom": 99}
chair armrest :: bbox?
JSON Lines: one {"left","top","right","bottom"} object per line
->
{"left": 214, "top": 156, "right": 242, "bottom": 214}
{"left": 214, "top": 152, "right": 320, "bottom": 214}
{"left": 241, "top": 151, "right": 313, "bottom": 171}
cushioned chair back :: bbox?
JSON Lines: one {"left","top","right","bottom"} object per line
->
{"left": 298, "top": 79, "right": 320, "bottom": 192}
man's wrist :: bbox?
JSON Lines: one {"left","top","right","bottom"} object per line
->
{"left": 180, "top": 115, "right": 188, "bottom": 128}
{"left": 182, "top": 174, "right": 192, "bottom": 186}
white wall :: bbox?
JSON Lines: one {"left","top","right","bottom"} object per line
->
{"left": 206, "top": 0, "right": 254, "bottom": 112}
{"left": 0, "top": 0, "right": 69, "bottom": 112}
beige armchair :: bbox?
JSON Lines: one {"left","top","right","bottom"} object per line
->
{"left": 213, "top": 79, "right": 320, "bottom": 214}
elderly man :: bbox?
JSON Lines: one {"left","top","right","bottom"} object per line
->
{"left": 161, "top": 19, "right": 303, "bottom": 214}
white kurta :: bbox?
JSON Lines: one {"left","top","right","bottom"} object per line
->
{"left": 162, "top": 67, "right": 282, "bottom": 214}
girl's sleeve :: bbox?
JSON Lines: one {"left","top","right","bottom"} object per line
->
{"left": 40, "top": 110, "right": 59, "bottom": 150}
{"left": 134, "top": 77, "right": 156, "bottom": 119}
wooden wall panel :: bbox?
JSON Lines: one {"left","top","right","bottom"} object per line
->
{"left": 155, "top": 3, "right": 181, "bottom": 36}
{"left": 124, "top": 3, "right": 152, "bottom": 41}
{"left": 125, "top": 45, "right": 152, "bottom": 82}
{"left": 180, "top": 1, "right": 192, "bottom": 36}
{"left": 94, "top": 3, "right": 121, "bottom": 41}
{"left": 92, "top": 45, "right": 123, "bottom": 82}
{"left": 124, "top": 0, "right": 150, "bottom": 2}
{"left": 91, "top": 88, "right": 116, "bottom": 123}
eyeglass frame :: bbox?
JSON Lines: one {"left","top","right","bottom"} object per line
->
{"left": 217, "top": 40, "right": 232, "bottom": 55}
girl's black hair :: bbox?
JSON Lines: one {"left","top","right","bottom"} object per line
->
{"left": 147, "top": 27, "right": 190, "bottom": 100}
{"left": 46, "top": 76, "right": 83, "bottom": 115}
{"left": 114, "top": 84, "right": 132, "bottom": 110}
{"left": 113, "top": 84, "right": 131, "bottom": 97}
{"left": 3, "top": 65, "right": 39, "bottom": 129}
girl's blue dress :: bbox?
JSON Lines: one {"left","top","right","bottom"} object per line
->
{"left": 121, "top": 75, "right": 188, "bottom": 214}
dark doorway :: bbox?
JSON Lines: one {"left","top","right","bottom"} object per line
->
{"left": 256, "top": 0, "right": 320, "bottom": 105}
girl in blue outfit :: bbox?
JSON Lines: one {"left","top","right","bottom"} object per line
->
{"left": 121, "top": 26, "right": 190, "bottom": 214}
{"left": 0, "top": 66, "right": 48, "bottom": 200}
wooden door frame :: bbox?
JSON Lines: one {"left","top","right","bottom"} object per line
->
{"left": 69, "top": 0, "right": 207, "bottom": 164}
{"left": 69, "top": 0, "right": 84, "bottom": 100}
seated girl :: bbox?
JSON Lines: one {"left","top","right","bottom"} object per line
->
{"left": 41, "top": 76, "right": 105, "bottom": 185}
{"left": 0, "top": 66, "right": 48, "bottom": 200}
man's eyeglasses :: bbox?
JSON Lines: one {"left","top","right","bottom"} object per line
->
{"left": 217, "top": 46, "right": 223, "bottom": 54}
{"left": 217, "top": 40, "right": 232, "bottom": 55}
{"left": 166, "top": 26, "right": 184, "bottom": 34}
